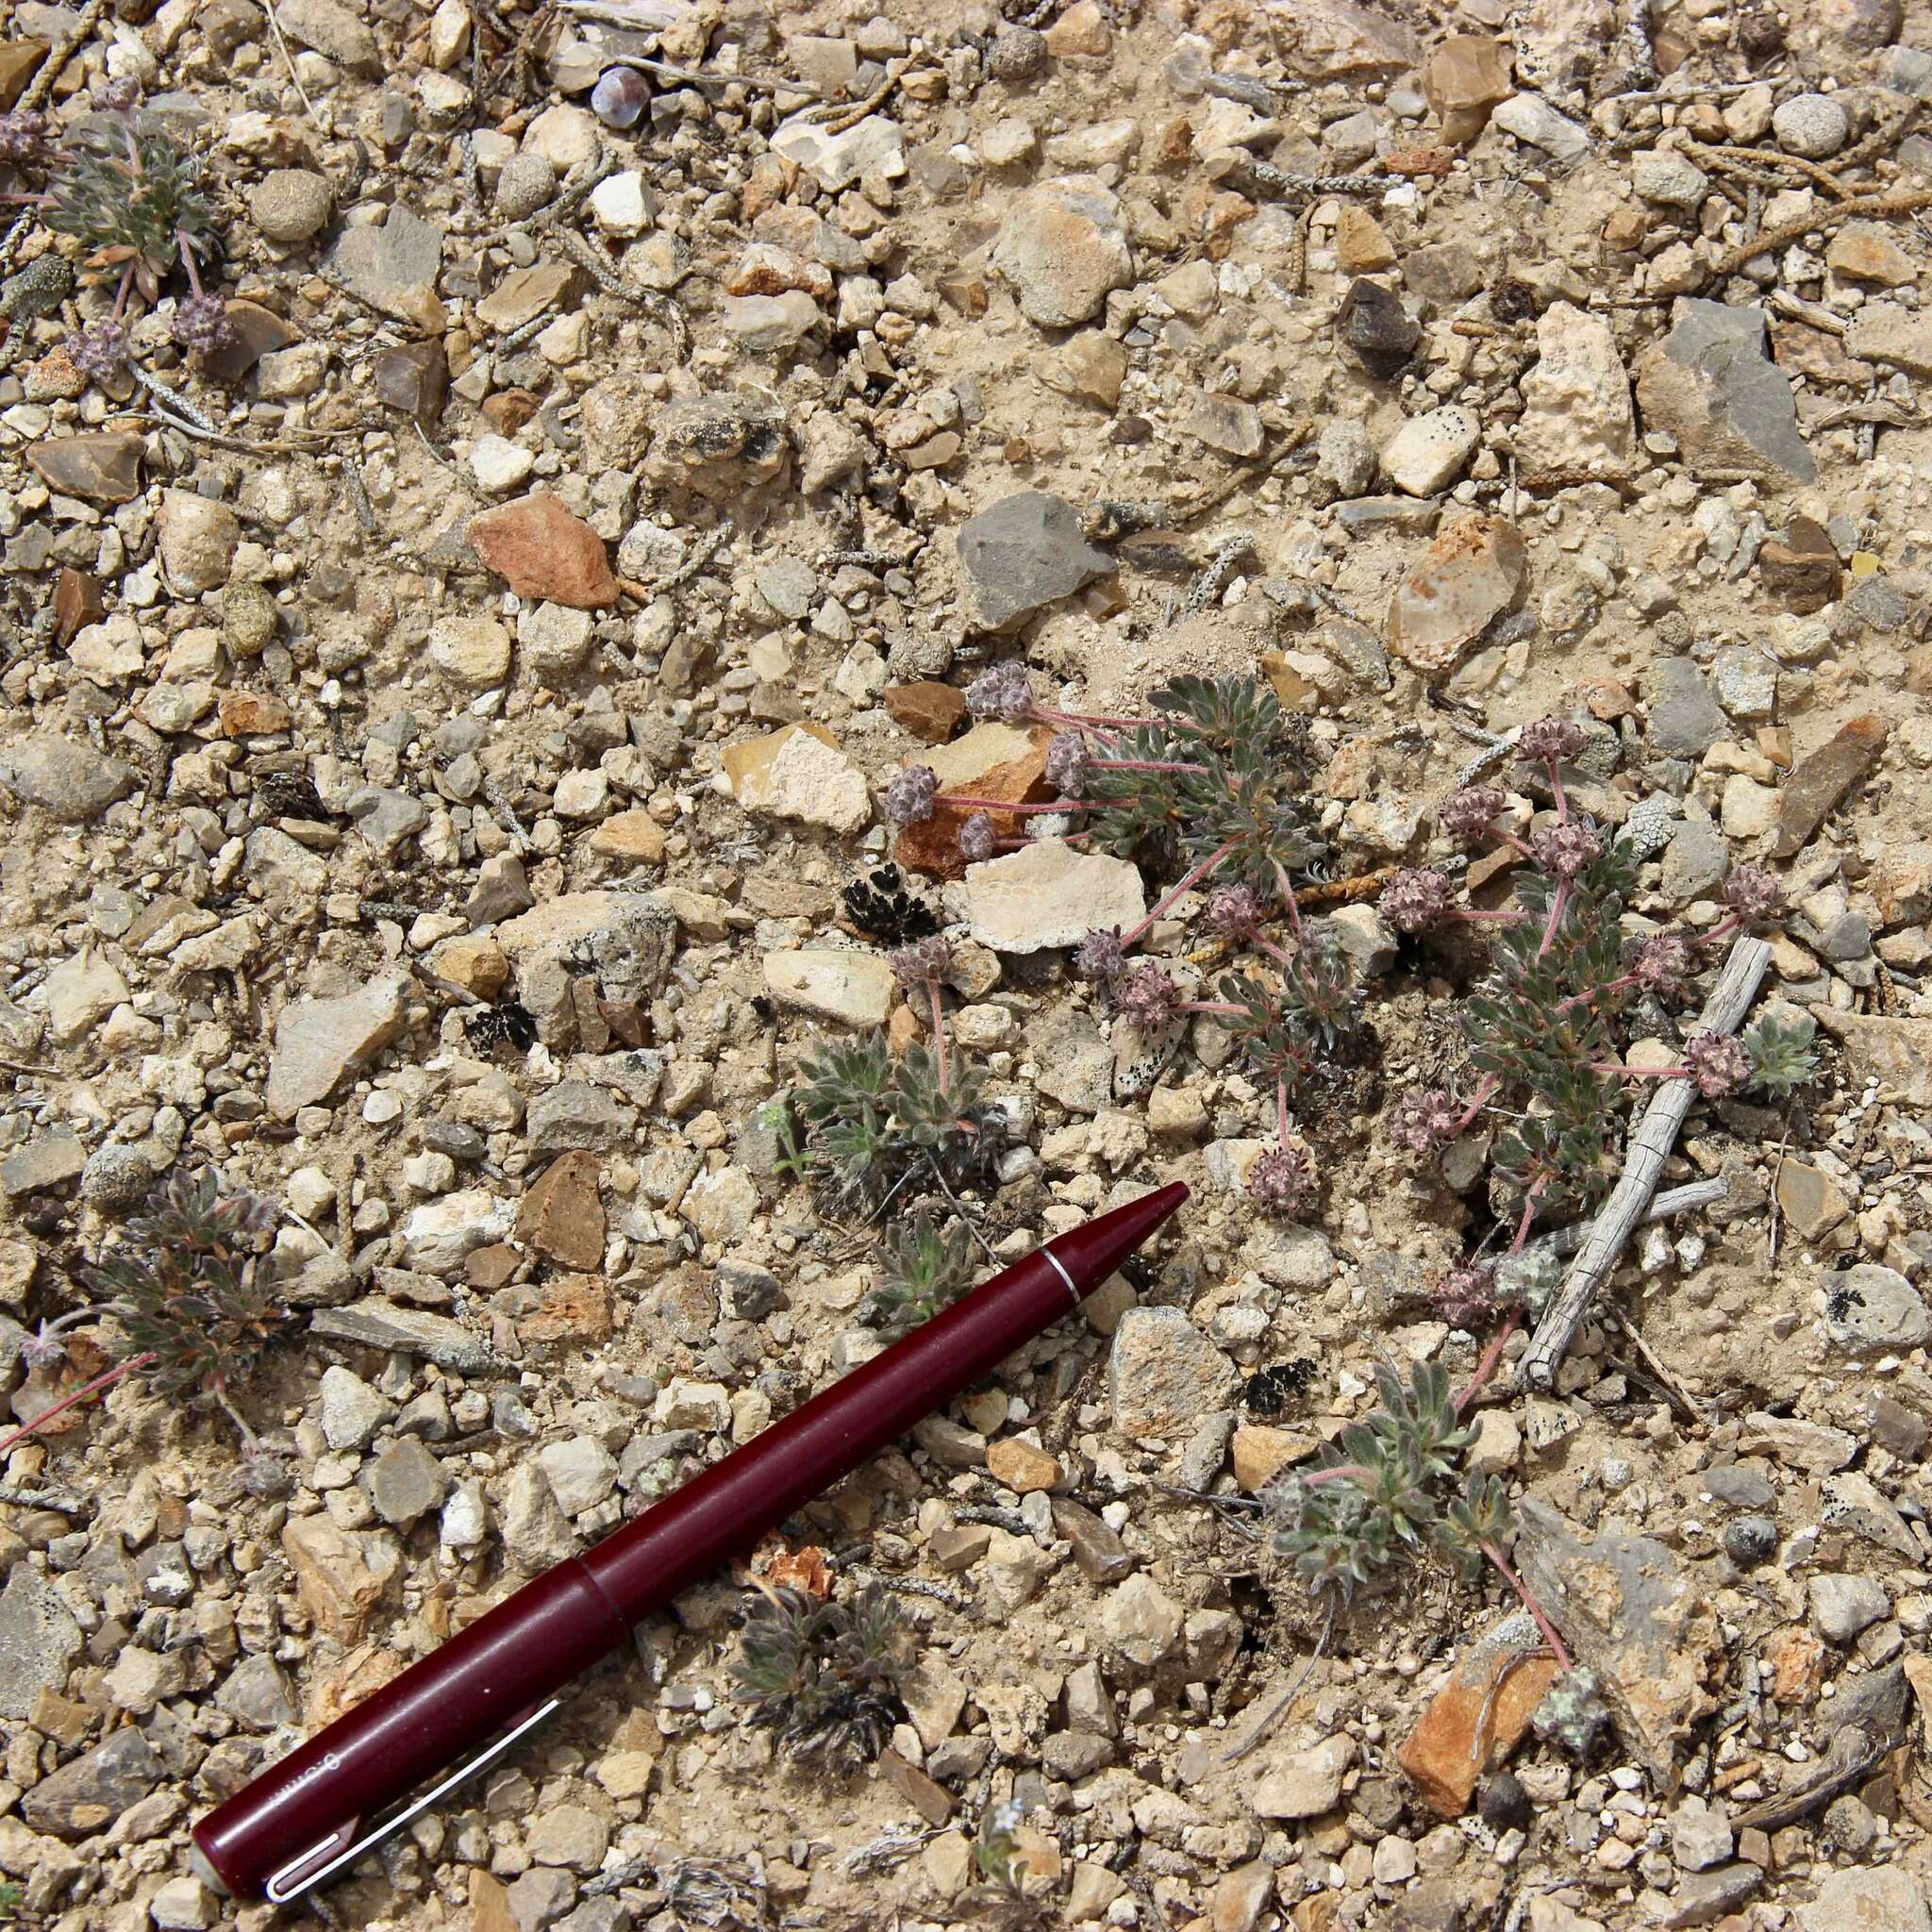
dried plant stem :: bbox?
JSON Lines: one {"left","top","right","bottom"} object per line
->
{"left": 1713, "top": 189, "right": 1932, "bottom": 276}
{"left": 0, "top": 1351, "right": 156, "bottom": 1460}
{"left": 1518, "top": 936, "right": 1771, "bottom": 1389}
{"left": 22, "top": 0, "right": 111, "bottom": 111}
{"left": 264, "top": 0, "right": 323, "bottom": 129}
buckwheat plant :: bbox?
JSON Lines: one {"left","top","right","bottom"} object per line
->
{"left": 769, "top": 938, "right": 999, "bottom": 1212}
{"left": 4, "top": 81, "right": 228, "bottom": 341}
{"left": 866, "top": 1213, "right": 974, "bottom": 1336}
{"left": 0, "top": 1168, "right": 293, "bottom": 1491}
{"left": 1267, "top": 1356, "right": 1573, "bottom": 1670}
{"left": 885, "top": 671, "right": 1352, "bottom": 1218}
{"left": 1385, "top": 721, "right": 1811, "bottom": 1270}
{"left": 730, "top": 1582, "right": 911, "bottom": 1771}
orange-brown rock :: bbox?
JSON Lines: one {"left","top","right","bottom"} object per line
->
{"left": 517, "top": 1273, "right": 613, "bottom": 1343}
{"left": 468, "top": 493, "right": 618, "bottom": 608}
{"left": 1397, "top": 1628, "right": 1559, "bottom": 1815}
{"left": 305, "top": 1642, "right": 407, "bottom": 1726}
{"left": 513, "top": 1150, "right": 606, "bottom": 1272}
{"left": 895, "top": 724, "right": 1054, "bottom": 881}
{"left": 885, "top": 680, "right": 967, "bottom": 744}
{"left": 217, "top": 691, "right": 294, "bottom": 737}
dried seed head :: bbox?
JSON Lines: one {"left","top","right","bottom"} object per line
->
{"left": 18, "top": 1329, "right": 66, "bottom": 1370}
{"left": 1438, "top": 783, "right": 1505, "bottom": 844}
{"left": 1682, "top": 1030, "right": 1750, "bottom": 1098}
{"left": 1529, "top": 820, "right": 1601, "bottom": 880}
{"left": 1629, "top": 930, "right": 1692, "bottom": 995}
{"left": 171, "top": 292, "right": 235, "bottom": 355}
{"left": 1430, "top": 1262, "right": 1496, "bottom": 1327}
{"left": 1074, "top": 927, "right": 1127, "bottom": 982}
{"left": 1205, "top": 882, "right": 1267, "bottom": 940}
{"left": 239, "top": 1442, "right": 293, "bottom": 1499}
{"left": 1722, "top": 864, "right": 1785, "bottom": 923}
{"left": 891, "top": 934, "right": 953, "bottom": 987}
{"left": 1113, "top": 961, "right": 1182, "bottom": 1030}
{"left": 0, "top": 109, "right": 48, "bottom": 163}
{"left": 1391, "top": 1087, "right": 1460, "bottom": 1155}
{"left": 1248, "top": 1143, "right": 1314, "bottom": 1215}
{"left": 1043, "top": 731, "right": 1089, "bottom": 794}
{"left": 957, "top": 811, "right": 997, "bottom": 864}
{"left": 63, "top": 320, "right": 130, "bottom": 378}
{"left": 1379, "top": 867, "right": 1452, "bottom": 935}
{"left": 964, "top": 660, "right": 1033, "bottom": 723}
{"left": 1515, "top": 717, "right": 1588, "bottom": 765}
{"left": 883, "top": 762, "right": 940, "bottom": 826}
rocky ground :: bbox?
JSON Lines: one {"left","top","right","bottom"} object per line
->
{"left": 4, "top": 0, "right": 1932, "bottom": 1927}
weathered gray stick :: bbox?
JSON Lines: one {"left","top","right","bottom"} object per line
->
{"left": 1519, "top": 935, "right": 1772, "bottom": 1389}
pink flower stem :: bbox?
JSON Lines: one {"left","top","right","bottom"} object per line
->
{"left": 1547, "top": 758, "right": 1570, "bottom": 825}
{"left": 1508, "top": 1177, "right": 1548, "bottom": 1255}
{"left": 1535, "top": 879, "right": 1569, "bottom": 961}
{"left": 110, "top": 262, "right": 135, "bottom": 323}
{"left": 1180, "top": 1000, "right": 1243, "bottom": 1018}
{"left": 927, "top": 981, "right": 948, "bottom": 1093}
{"left": 1591, "top": 1062, "right": 1687, "bottom": 1082}
{"left": 1271, "top": 859, "right": 1304, "bottom": 940}
{"left": 1255, "top": 937, "right": 1296, "bottom": 972}
{"left": 176, "top": 226, "right": 205, "bottom": 297}
{"left": 1557, "top": 973, "right": 1638, "bottom": 1016}
{"left": 1275, "top": 1078, "right": 1291, "bottom": 1148}
{"left": 1481, "top": 1539, "right": 1573, "bottom": 1673}
{"left": 938, "top": 795, "right": 1101, "bottom": 814}
{"left": 1122, "top": 838, "right": 1240, "bottom": 945}
{"left": 0, "top": 1352, "right": 156, "bottom": 1461}
{"left": 1696, "top": 913, "right": 1744, "bottom": 949}
{"left": 1455, "top": 1307, "right": 1521, "bottom": 1414}
{"left": 1091, "top": 758, "right": 1211, "bottom": 776}
{"left": 1452, "top": 1075, "right": 1499, "bottom": 1137}
{"left": 1450, "top": 907, "right": 1530, "bottom": 924}
{"left": 1303, "top": 1464, "right": 1371, "bottom": 1488}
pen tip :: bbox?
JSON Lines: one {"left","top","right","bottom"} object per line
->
{"left": 1048, "top": 1180, "right": 1190, "bottom": 1294}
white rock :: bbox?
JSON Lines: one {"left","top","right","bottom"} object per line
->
{"left": 470, "top": 433, "right": 535, "bottom": 493}
{"left": 964, "top": 841, "right": 1146, "bottom": 954}
{"left": 1252, "top": 1735, "right": 1357, "bottom": 1819}
{"left": 554, "top": 770, "right": 608, "bottom": 819}
{"left": 319, "top": 1364, "right": 396, "bottom": 1453}
{"left": 397, "top": 1188, "right": 515, "bottom": 1274}
{"left": 266, "top": 974, "right": 408, "bottom": 1119}
{"left": 427, "top": 0, "right": 470, "bottom": 68}
{"left": 1380, "top": 404, "right": 1480, "bottom": 495}
{"left": 43, "top": 949, "right": 128, "bottom": 1043}
{"left": 539, "top": 1437, "right": 619, "bottom": 1515}
{"left": 763, "top": 949, "right": 896, "bottom": 1026}
{"left": 1515, "top": 301, "right": 1637, "bottom": 480}
{"left": 727, "top": 724, "right": 871, "bottom": 834}
{"left": 770, "top": 112, "right": 907, "bottom": 191}
{"left": 429, "top": 613, "right": 512, "bottom": 691}
{"left": 518, "top": 601, "right": 594, "bottom": 677}
{"left": 589, "top": 170, "right": 653, "bottom": 237}
{"left": 1491, "top": 92, "right": 1591, "bottom": 162}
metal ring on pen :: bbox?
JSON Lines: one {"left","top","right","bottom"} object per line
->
{"left": 1041, "top": 1247, "right": 1081, "bottom": 1309}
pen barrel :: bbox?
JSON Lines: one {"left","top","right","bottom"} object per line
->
{"left": 583, "top": 1243, "right": 1076, "bottom": 1609}
{"left": 192, "top": 1559, "right": 629, "bottom": 1900}
{"left": 193, "top": 1245, "right": 1080, "bottom": 1899}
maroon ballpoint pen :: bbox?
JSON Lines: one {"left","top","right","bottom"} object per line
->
{"left": 192, "top": 1181, "right": 1187, "bottom": 1901}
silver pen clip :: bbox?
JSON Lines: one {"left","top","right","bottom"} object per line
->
{"left": 264, "top": 1699, "right": 564, "bottom": 1903}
